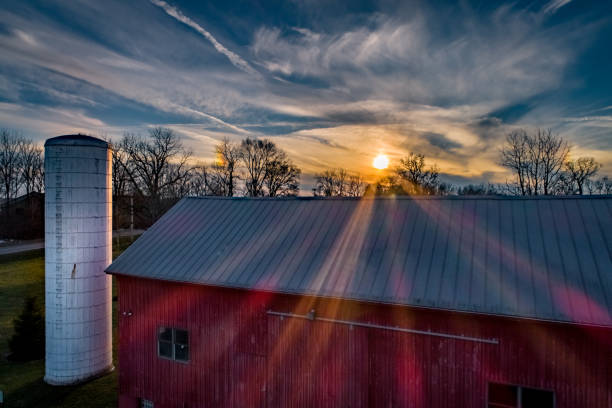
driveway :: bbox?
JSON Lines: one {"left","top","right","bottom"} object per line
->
{"left": 0, "top": 229, "right": 145, "bottom": 256}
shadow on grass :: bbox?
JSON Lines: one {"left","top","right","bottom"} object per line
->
{"left": 1, "top": 359, "right": 117, "bottom": 408}
{"left": 0, "top": 236, "right": 135, "bottom": 407}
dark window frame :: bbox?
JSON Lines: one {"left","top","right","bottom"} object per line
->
{"left": 487, "top": 382, "right": 555, "bottom": 408}
{"left": 157, "top": 327, "right": 189, "bottom": 363}
{"left": 140, "top": 399, "right": 154, "bottom": 408}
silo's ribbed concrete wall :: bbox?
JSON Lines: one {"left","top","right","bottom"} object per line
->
{"left": 44, "top": 135, "right": 113, "bottom": 385}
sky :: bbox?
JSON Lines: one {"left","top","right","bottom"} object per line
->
{"left": 1, "top": 0, "right": 611, "bottom": 191}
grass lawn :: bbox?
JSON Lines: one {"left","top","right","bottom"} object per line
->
{"left": 0, "top": 236, "right": 136, "bottom": 408}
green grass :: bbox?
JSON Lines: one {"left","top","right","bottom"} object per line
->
{"left": 0, "top": 236, "right": 137, "bottom": 408}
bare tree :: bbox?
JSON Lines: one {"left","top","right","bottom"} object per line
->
{"left": 163, "top": 162, "right": 195, "bottom": 199}
{"left": 395, "top": 153, "right": 440, "bottom": 195}
{"left": 110, "top": 141, "right": 130, "bottom": 198}
{"left": 588, "top": 176, "right": 611, "bottom": 195}
{"left": 538, "top": 129, "right": 570, "bottom": 194}
{"left": 120, "top": 127, "right": 194, "bottom": 222}
{"left": 239, "top": 138, "right": 300, "bottom": 197}
{"left": 565, "top": 157, "right": 601, "bottom": 195}
{"left": 240, "top": 138, "right": 276, "bottom": 197}
{"left": 314, "top": 168, "right": 365, "bottom": 197}
{"left": 214, "top": 138, "right": 240, "bottom": 197}
{"left": 457, "top": 184, "right": 500, "bottom": 195}
{"left": 346, "top": 173, "right": 367, "bottom": 197}
{"left": 265, "top": 151, "right": 300, "bottom": 197}
{"left": 500, "top": 129, "right": 569, "bottom": 195}
{"left": 19, "top": 140, "right": 44, "bottom": 196}
{"left": 314, "top": 169, "right": 339, "bottom": 197}
{"left": 188, "top": 164, "right": 223, "bottom": 196}
{"left": 500, "top": 130, "right": 529, "bottom": 195}
{"left": 0, "top": 129, "right": 25, "bottom": 207}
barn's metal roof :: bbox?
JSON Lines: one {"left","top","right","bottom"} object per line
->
{"left": 107, "top": 196, "right": 612, "bottom": 327}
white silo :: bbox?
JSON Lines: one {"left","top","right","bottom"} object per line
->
{"left": 44, "top": 134, "right": 113, "bottom": 385}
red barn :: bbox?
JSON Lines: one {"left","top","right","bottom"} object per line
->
{"left": 106, "top": 196, "right": 612, "bottom": 408}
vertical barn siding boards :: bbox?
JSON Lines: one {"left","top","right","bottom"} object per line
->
{"left": 117, "top": 278, "right": 612, "bottom": 408}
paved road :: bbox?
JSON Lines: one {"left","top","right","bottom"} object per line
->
{"left": 0, "top": 229, "right": 145, "bottom": 256}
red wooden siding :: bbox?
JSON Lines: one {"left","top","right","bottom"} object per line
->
{"left": 117, "top": 276, "right": 612, "bottom": 408}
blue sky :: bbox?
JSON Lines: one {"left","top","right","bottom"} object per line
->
{"left": 0, "top": 0, "right": 611, "bottom": 186}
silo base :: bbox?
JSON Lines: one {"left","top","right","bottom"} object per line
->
{"left": 44, "top": 364, "right": 115, "bottom": 386}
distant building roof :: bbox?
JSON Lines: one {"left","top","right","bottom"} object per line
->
{"left": 107, "top": 196, "right": 612, "bottom": 327}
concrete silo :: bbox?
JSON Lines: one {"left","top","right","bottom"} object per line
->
{"left": 44, "top": 135, "right": 113, "bottom": 385}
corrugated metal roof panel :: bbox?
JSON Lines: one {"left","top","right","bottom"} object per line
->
{"left": 107, "top": 196, "right": 612, "bottom": 327}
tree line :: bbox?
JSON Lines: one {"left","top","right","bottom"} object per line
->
{"left": 0, "top": 129, "right": 44, "bottom": 207}
{"left": 111, "top": 127, "right": 301, "bottom": 224}
{"left": 500, "top": 128, "right": 608, "bottom": 195}
{"left": 364, "top": 128, "right": 609, "bottom": 197}
{"left": 1, "top": 125, "right": 610, "bottom": 228}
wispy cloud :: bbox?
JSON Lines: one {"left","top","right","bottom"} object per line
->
{"left": 0, "top": 0, "right": 609, "bottom": 184}
{"left": 149, "top": 0, "right": 259, "bottom": 77}
{"left": 251, "top": 9, "right": 578, "bottom": 108}
{"left": 543, "top": 0, "right": 572, "bottom": 14}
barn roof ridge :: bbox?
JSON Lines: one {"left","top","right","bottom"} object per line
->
{"left": 184, "top": 194, "right": 612, "bottom": 201}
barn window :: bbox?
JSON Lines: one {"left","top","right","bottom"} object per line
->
{"left": 140, "top": 399, "right": 154, "bottom": 408}
{"left": 488, "top": 383, "right": 554, "bottom": 408}
{"left": 520, "top": 388, "right": 554, "bottom": 407}
{"left": 158, "top": 327, "right": 189, "bottom": 362}
{"left": 488, "top": 383, "right": 517, "bottom": 407}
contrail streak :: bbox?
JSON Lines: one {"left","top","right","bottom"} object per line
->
{"left": 150, "top": 0, "right": 259, "bottom": 77}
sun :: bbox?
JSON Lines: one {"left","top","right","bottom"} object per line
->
{"left": 373, "top": 154, "right": 389, "bottom": 170}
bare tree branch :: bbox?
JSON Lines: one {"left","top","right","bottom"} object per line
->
{"left": 0, "top": 129, "right": 25, "bottom": 207}
{"left": 119, "top": 127, "right": 194, "bottom": 222}
{"left": 314, "top": 168, "right": 365, "bottom": 197}
{"left": 565, "top": 157, "right": 601, "bottom": 195}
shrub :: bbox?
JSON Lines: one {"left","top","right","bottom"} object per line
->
{"left": 9, "top": 296, "right": 44, "bottom": 361}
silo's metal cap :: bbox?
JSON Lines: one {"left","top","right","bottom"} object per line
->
{"left": 45, "top": 134, "right": 109, "bottom": 148}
